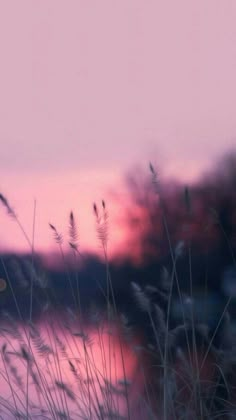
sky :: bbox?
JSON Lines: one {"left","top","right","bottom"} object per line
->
{"left": 0, "top": 1, "right": 236, "bottom": 255}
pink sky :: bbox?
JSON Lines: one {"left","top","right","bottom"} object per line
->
{"left": 0, "top": 1, "right": 236, "bottom": 255}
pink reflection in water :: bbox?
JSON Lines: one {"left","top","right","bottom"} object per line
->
{"left": 0, "top": 316, "right": 149, "bottom": 419}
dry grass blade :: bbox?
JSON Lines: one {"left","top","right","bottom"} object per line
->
{"left": 149, "top": 162, "right": 160, "bottom": 194}
{"left": 55, "top": 380, "right": 75, "bottom": 401}
{"left": 0, "top": 193, "right": 16, "bottom": 217}
{"left": 68, "top": 211, "right": 79, "bottom": 249}
{"left": 20, "top": 345, "right": 33, "bottom": 363}
{"left": 154, "top": 304, "right": 166, "bottom": 337}
{"left": 131, "top": 282, "right": 150, "bottom": 312}
{"left": 93, "top": 201, "right": 109, "bottom": 248}
{"left": 49, "top": 223, "right": 63, "bottom": 244}
{"left": 93, "top": 202, "right": 99, "bottom": 218}
{"left": 29, "top": 324, "right": 53, "bottom": 357}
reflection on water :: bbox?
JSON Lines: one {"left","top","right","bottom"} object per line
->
{"left": 0, "top": 312, "right": 148, "bottom": 420}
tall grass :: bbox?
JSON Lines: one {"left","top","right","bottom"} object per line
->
{"left": 0, "top": 165, "right": 235, "bottom": 419}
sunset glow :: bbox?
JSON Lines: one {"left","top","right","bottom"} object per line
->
{"left": 1, "top": 1, "right": 236, "bottom": 256}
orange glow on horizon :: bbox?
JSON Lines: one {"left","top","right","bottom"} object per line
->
{"left": 0, "top": 160, "right": 211, "bottom": 263}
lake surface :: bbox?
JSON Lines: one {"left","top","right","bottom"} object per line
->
{"left": 0, "top": 312, "right": 151, "bottom": 420}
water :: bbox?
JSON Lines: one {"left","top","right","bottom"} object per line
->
{"left": 0, "top": 312, "right": 149, "bottom": 419}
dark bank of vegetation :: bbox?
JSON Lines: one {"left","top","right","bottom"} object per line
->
{"left": 0, "top": 152, "right": 236, "bottom": 419}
